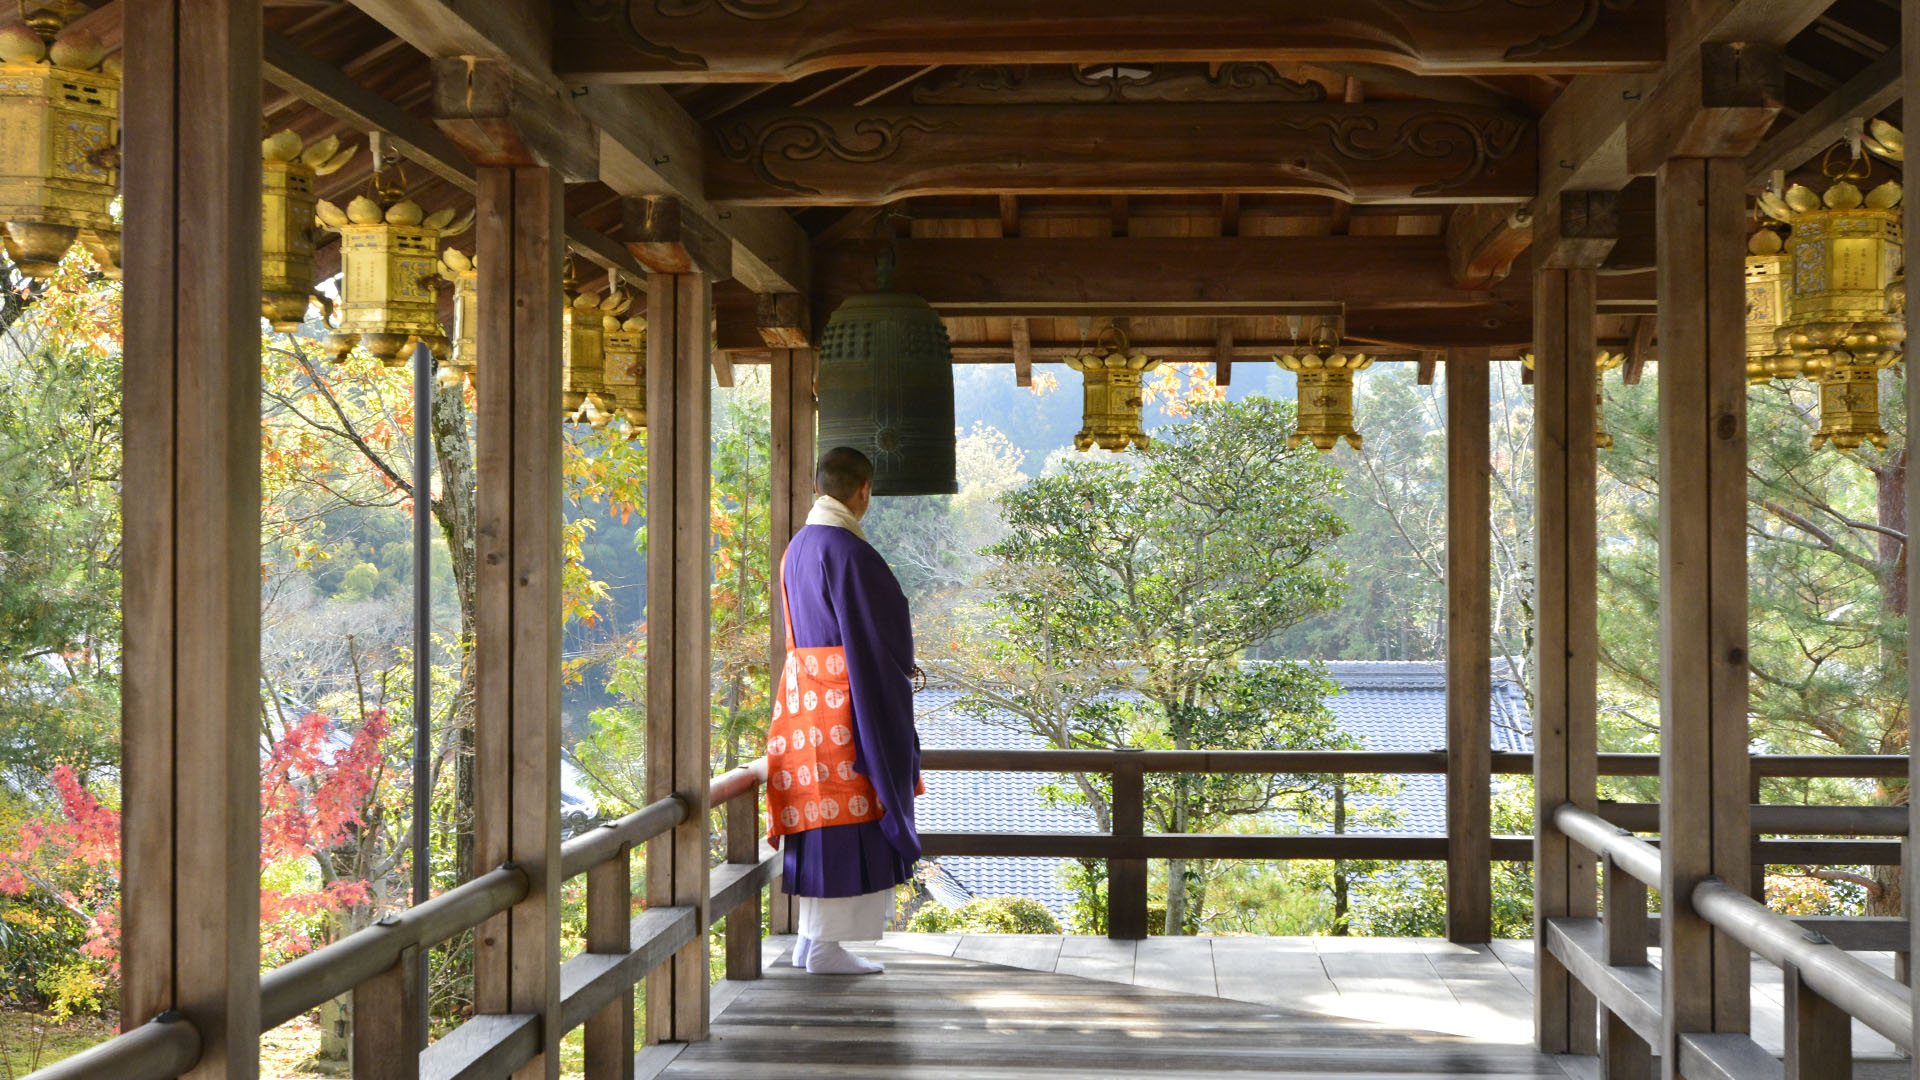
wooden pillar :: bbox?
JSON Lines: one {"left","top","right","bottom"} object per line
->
{"left": 767, "top": 347, "right": 814, "bottom": 937}
{"left": 1906, "top": 0, "right": 1920, "bottom": 1056}
{"left": 645, "top": 271, "right": 714, "bottom": 1044}
{"left": 1654, "top": 155, "right": 1752, "bottom": 1066}
{"left": 1531, "top": 248, "right": 1602, "bottom": 1056}
{"left": 1108, "top": 755, "right": 1149, "bottom": 940}
{"left": 119, "top": 3, "right": 263, "bottom": 1077}
{"left": 1446, "top": 348, "right": 1492, "bottom": 945}
{"left": 471, "top": 166, "right": 566, "bottom": 1078}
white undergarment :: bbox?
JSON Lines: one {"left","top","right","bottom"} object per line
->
{"left": 796, "top": 888, "right": 893, "bottom": 943}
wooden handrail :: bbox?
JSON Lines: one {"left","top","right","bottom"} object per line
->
{"left": 559, "top": 795, "right": 687, "bottom": 880}
{"left": 1693, "top": 877, "right": 1914, "bottom": 1052}
{"left": 1553, "top": 803, "right": 1662, "bottom": 888}
{"left": 21, "top": 1013, "right": 200, "bottom": 1080}
{"left": 920, "top": 747, "right": 1910, "bottom": 780}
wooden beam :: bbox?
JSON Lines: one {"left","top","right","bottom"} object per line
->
{"left": 472, "top": 164, "right": 567, "bottom": 1073}
{"left": 260, "top": 31, "right": 644, "bottom": 282}
{"left": 1417, "top": 352, "right": 1439, "bottom": 385}
{"left": 430, "top": 57, "right": 599, "bottom": 182}
{"left": 1626, "top": 43, "right": 1784, "bottom": 174}
{"left": 1531, "top": 263, "right": 1599, "bottom": 1056}
{"left": 554, "top": 1, "right": 1664, "bottom": 83}
{"left": 1213, "top": 323, "right": 1234, "bottom": 387}
{"left": 1623, "top": 315, "right": 1655, "bottom": 385}
{"left": 645, "top": 272, "right": 714, "bottom": 1044}
{"left": 1011, "top": 317, "right": 1032, "bottom": 388}
{"left": 709, "top": 104, "right": 1535, "bottom": 205}
{"left": 1446, "top": 347, "right": 1492, "bottom": 945}
{"left": 1535, "top": 0, "right": 1824, "bottom": 216}
{"left": 1446, "top": 203, "right": 1534, "bottom": 290}
{"left": 624, "top": 196, "right": 734, "bottom": 279}
{"left": 818, "top": 236, "right": 1501, "bottom": 313}
{"left": 1655, "top": 154, "right": 1752, "bottom": 1056}
{"left": 120, "top": 2, "right": 263, "bottom": 1075}
{"left": 346, "top": 0, "right": 807, "bottom": 296}
{"left": 1745, "top": 46, "right": 1901, "bottom": 183}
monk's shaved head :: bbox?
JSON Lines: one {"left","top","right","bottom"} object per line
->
{"left": 815, "top": 446, "right": 874, "bottom": 502}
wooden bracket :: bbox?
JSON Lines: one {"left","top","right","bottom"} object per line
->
{"left": 1214, "top": 323, "right": 1234, "bottom": 387}
{"left": 1446, "top": 203, "right": 1534, "bottom": 290}
{"left": 1534, "top": 190, "right": 1620, "bottom": 270}
{"left": 755, "top": 292, "right": 810, "bottom": 348}
{"left": 1418, "top": 351, "right": 1439, "bottom": 385}
{"left": 1627, "top": 43, "right": 1784, "bottom": 172}
{"left": 624, "top": 196, "right": 734, "bottom": 280}
{"left": 430, "top": 57, "right": 599, "bottom": 181}
{"left": 1012, "top": 317, "right": 1032, "bottom": 388}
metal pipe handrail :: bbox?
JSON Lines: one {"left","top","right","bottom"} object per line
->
{"left": 919, "top": 748, "right": 1910, "bottom": 780}
{"left": 1553, "top": 803, "right": 1662, "bottom": 887}
{"left": 1693, "top": 877, "right": 1914, "bottom": 1051}
{"left": 22, "top": 1013, "right": 200, "bottom": 1080}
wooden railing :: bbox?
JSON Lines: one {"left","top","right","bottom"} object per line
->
{"left": 28, "top": 765, "right": 778, "bottom": 1080}
{"left": 919, "top": 748, "right": 1911, "bottom": 940}
{"left": 1552, "top": 801, "right": 1911, "bottom": 1079}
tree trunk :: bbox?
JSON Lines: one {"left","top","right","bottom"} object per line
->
{"left": 1870, "top": 449, "right": 1907, "bottom": 916}
{"left": 1332, "top": 779, "right": 1349, "bottom": 935}
{"left": 1164, "top": 723, "right": 1192, "bottom": 935}
{"left": 430, "top": 378, "right": 480, "bottom": 885}
{"left": 307, "top": 910, "right": 355, "bottom": 1074}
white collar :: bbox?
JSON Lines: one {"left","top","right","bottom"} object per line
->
{"left": 806, "top": 495, "right": 866, "bottom": 541}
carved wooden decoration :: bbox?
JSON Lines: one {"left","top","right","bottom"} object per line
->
{"left": 708, "top": 103, "right": 1535, "bottom": 205}
{"left": 910, "top": 63, "right": 1330, "bottom": 105}
{"left": 557, "top": 0, "right": 1665, "bottom": 82}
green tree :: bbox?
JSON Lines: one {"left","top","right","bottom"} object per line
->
{"left": 967, "top": 396, "right": 1360, "bottom": 932}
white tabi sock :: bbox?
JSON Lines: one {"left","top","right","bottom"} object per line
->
{"left": 804, "top": 941, "right": 884, "bottom": 975}
{"left": 791, "top": 936, "right": 812, "bottom": 968}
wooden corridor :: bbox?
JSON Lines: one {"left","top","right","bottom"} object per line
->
{"left": 645, "top": 935, "right": 1913, "bottom": 1080}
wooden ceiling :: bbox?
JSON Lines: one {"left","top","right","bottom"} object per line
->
{"left": 14, "top": 0, "right": 1907, "bottom": 362}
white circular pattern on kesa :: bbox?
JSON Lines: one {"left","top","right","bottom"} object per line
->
{"left": 787, "top": 666, "right": 798, "bottom": 691}
{"left": 847, "top": 795, "right": 869, "bottom": 816}
{"left": 796, "top": 765, "right": 812, "bottom": 787}
{"left": 802, "top": 690, "right": 818, "bottom": 712}
{"left": 830, "top": 724, "right": 852, "bottom": 746}
{"left": 819, "top": 798, "right": 840, "bottom": 820}
{"left": 787, "top": 689, "right": 799, "bottom": 712}
{"left": 826, "top": 653, "right": 845, "bottom": 676}
{"left": 772, "top": 770, "right": 791, "bottom": 791}
{"left": 824, "top": 689, "right": 846, "bottom": 710}
{"left": 809, "top": 725, "right": 823, "bottom": 747}
{"left": 803, "top": 801, "right": 819, "bottom": 822}
{"left": 814, "top": 763, "right": 829, "bottom": 783}
{"left": 804, "top": 654, "right": 820, "bottom": 676}
{"left": 771, "top": 700, "right": 782, "bottom": 721}
{"left": 768, "top": 734, "right": 787, "bottom": 755}
{"left": 780, "top": 806, "right": 800, "bottom": 828}
{"left": 837, "top": 761, "right": 857, "bottom": 782}
{"left": 790, "top": 728, "right": 806, "bottom": 749}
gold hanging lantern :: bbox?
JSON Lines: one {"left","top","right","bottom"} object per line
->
{"left": 1520, "top": 350, "right": 1622, "bottom": 449}
{"left": 1064, "top": 326, "right": 1159, "bottom": 452}
{"left": 316, "top": 173, "right": 472, "bottom": 366}
{"left": 1276, "top": 326, "right": 1372, "bottom": 452}
{"left": 1756, "top": 124, "right": 1906, "bottom": 451}
{"left": 602, "top": 312, "right": 647, "bottom": 434}
{"left": 261, "top": 131, "right": 356, "bottom": 332}
{"left": 0, "top": 5, "right": 120, "bottom": 280}
{"left": 1745, "top": 226, "right": 1793, "bottom": 384}
{"left": 438, "top": 248, "right": 479, "bottom": 385}
{"left": 562, "top": 267, "right": 636, "bottom": 427}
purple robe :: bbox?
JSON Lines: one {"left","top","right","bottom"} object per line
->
{"left": 778, "top": 521, "right": 921, "bottom": 899}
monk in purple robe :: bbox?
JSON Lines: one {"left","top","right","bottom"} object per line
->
{"left": 769, "top": 446, "right": 921, "bottom": 975}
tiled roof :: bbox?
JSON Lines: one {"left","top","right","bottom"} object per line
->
{"left": 911, "top": 661, "right": 1532, "bottom": 918}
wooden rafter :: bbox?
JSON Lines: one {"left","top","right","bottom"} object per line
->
{"left": 553, "top": 0, "right": 1665, "bottom": 83}
{"left": 708, "top": 103, "right": 1536, "bottom": 205}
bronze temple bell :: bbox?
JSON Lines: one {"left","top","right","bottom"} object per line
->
{"left": 816, "top": 252, "right": 957, "bottom": 495}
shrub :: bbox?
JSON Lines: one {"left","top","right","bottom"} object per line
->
{"left": 905, "top": 896, "right": 1061, "bottom": 935}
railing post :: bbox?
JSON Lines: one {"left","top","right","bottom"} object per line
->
{"left": 726, "top": 786, "right": 765, "bottom": 981}
{"left": 584, "top": 839, "right": 635, "bottom": 1080}
{"left": 1445, "top": 347, "right": 1493, "bottom": 945}
{"left": 1749, "top": 762, "right": 1766, "bottom": 901}
{"left": 1782, "top": 962, "right": 1851, "bottom": 1080}
{"left": 120, "top": 2, "right": 264, "bottom": 1075}
{"left": 1109, "top": 753, "right": 1148, "bottom": 940}
{"left": 351, "top": 943, "right": 422, "bottom": 1080}
{"left": 1600, "top": 853, "right": 1651, "bottom": 1080}
{"left": 644, "top": 265, "right": 715, "bottom": 1044}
